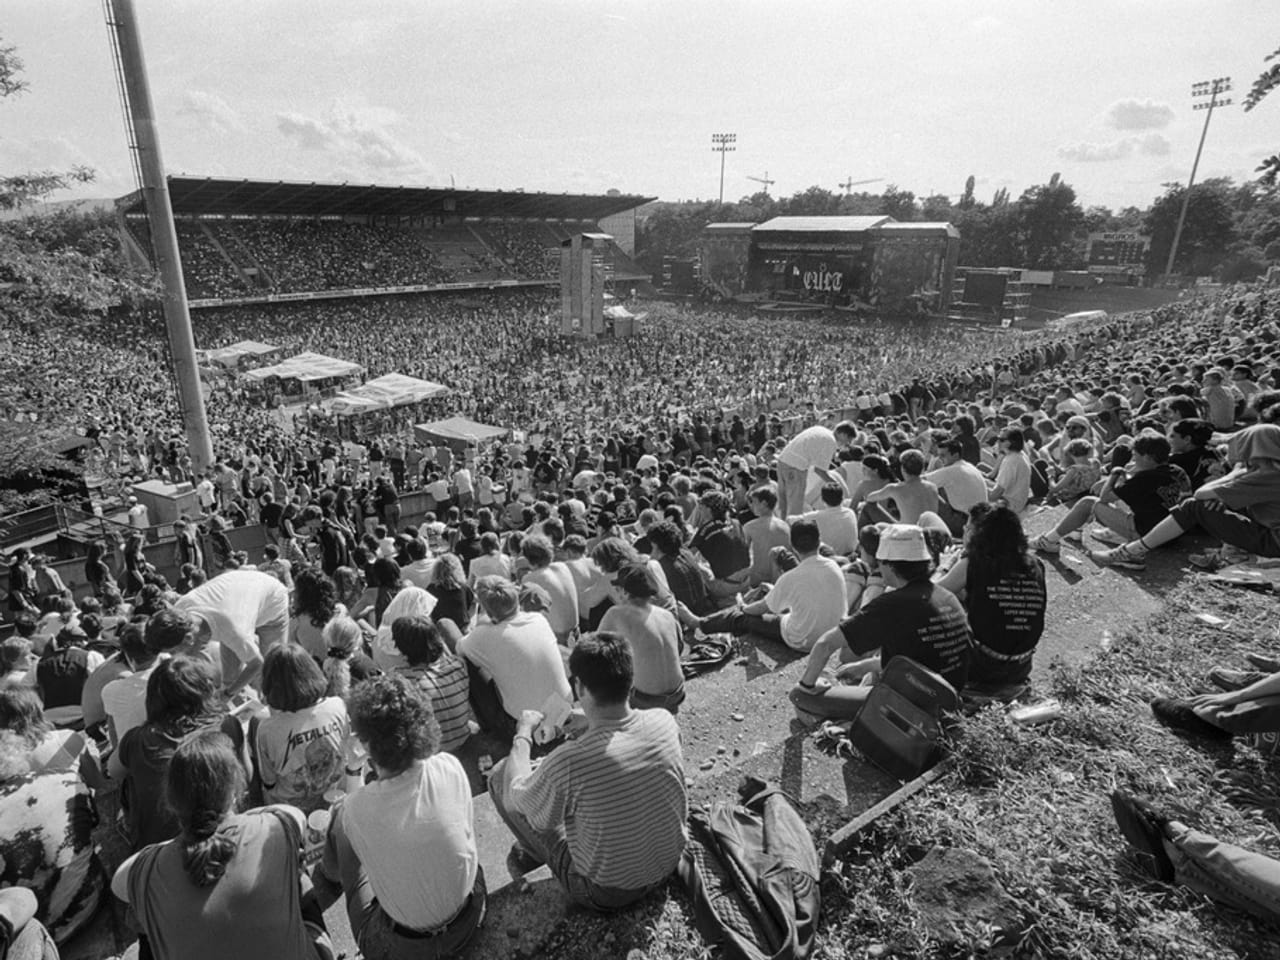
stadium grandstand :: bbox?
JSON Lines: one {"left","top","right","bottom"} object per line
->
{"left": 115, "top": 176, "right": 654, "bottom": 306}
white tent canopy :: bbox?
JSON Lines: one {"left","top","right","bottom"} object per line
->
{"left": 243, "top": 351, "right": 364, "bottom": 382}
{"left": 327, "top": 373, "right": 450, "bottom": 416}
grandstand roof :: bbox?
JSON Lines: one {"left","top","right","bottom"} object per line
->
{"left": 753, "top": 216, "right": 893, "bottom": 233}
{"left": 117, "top": 176, "right": 653, "bottom": 222}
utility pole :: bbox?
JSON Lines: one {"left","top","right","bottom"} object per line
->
{"left": 711, "top": 133, "right": 736, "bottom": 205}
{"left": 105, "top": 0, "right": 213, "bottom": 472}
{"left": 1164, "top": 77, "right": 1231, "bottom": 281}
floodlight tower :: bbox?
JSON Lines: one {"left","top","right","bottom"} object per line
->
{"left": 104, "top": 0, "right": 213, "bottom": 471}
{"left": 711, "top": 133, "right": 736, "bottom": 205}
{"left": 1164, "top": 77, "right": 1232, "bottom": 279}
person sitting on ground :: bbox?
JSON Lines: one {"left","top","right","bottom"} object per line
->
{"left": 487, "top": 631, "right": 687, "bottom": 911}
{"left": 457, "top": 577, "right": 572, "bottom": 740}
{"left": 0, "top": 731, "right": 106, "bottom": 946}
{"left": 36, "top": 619, "right": 105, "bottom": 725}
{"left": 646, "top": 520, "right": 718, "bottom": 619}
{"left": 698, "top": 519, "right": 847, "bottom": 653}
{"left": 787, "top": 481, "right": 859, "bottom": 557}
{"left": 370, "top": 586, "right": 435, "bottom": 673}
{"left": 986, "top": 428, "right": 1033, "bottom": 513}
{"left": 518, "top": 535, "right": 579, "bottom": 645}
{"left": 790, "top": 524, "right": 973, "bottom": 719}
{"left": 111, "top": 656, "right": 244, "bottom": 849}
{"left": 1090, "top": 423, "right": 1280, "bottom": 572}
{"left": 319, "top": 616, "right": 380, "bottom": 699}
{"left": 923, "top": 438, "right": 989, "bottom": 536}
{"left": 1045, "top": 438, "right": 1102, "bottom": 505}
{"left": 741, "top": 487, "right": 792, "bottom": 587}
{"left": 290, "top": 567, "right": 344, "bottom": 663}
{"left": 426, "top": 553, "right": 477, "bottom": 632}
{"left": 936, "top": 504, "right": 1046, "bottom": 694}
{"left": 81, "top": 620, "right": 139, "bottom": 742}
{"left": 598, "top": 564, "right": 685, "bottom": 714}
{"left": 1147, "top": 658, "right": 1280, "bottom": 743}
{"left": 688, "top": 490, "right": 752, "bottom": 598}
{"left": 391, "top": 615, "right": 472, "bottom": 754}
{"left": 175, "top": 569, "right": 291, "bottom": 697}
{"left": 1110, "top": 789, "right": 1280, "bottom": 926}
{"left": 325, "top": 674, "right": 485, "bottom": 957}
{"left": 1167, "top": 418, "right": 1224, "bottom": 490}
{"left": 101, "top": 619, "right": 167, "bottom": 748}
{"left": 251, "top": 645, "right": 352, "bottom": 813}
{"left": 1032, "top": 433, "right": 1190, "bottom": 557}
{"left": 112, "top": 729, "right": 335, "bottom": 960}
{"left": 864, "top": 449, "right": 939, "bottom": 525}
{"left": 0, "top": 687, "right": 101, "bottom": 785}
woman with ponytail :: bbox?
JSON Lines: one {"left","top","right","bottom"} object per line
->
{"left": 111, "top": 730, "right": 334, "bottom": 960}
{"left": 320, "top": 615, "right": 379, "bottom": 700}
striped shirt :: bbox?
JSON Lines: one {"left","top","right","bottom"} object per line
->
{"left": 510, "top": 709, "right": 687, "bottom": 890}
{"left": 399, "top": 657, "right": 472, "bottom": 753}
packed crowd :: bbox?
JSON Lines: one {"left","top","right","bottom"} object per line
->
{"left": 3, "top": 281, "right": 1280, "bottom": 958}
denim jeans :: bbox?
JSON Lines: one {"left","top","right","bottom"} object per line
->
{"left": 1197, "top": 694, "right": 1280, "bottom": 734}
{"left": 1165, "top": 823, "right": 1280, "bottom": 924}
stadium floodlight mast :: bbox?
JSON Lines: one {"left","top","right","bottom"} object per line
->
{"left": 711, "top": 133, "right": 736, "bottom": 205}
{"left": 1164, "top": 77, "right": 1232, "bottom": 280}
{"left": 104, "top": 0, "right": 214, "bottom": 472}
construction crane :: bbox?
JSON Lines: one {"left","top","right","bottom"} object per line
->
{"left": 839, "top": 176, "right": 884, "bottom": 196}
{"left": 746, "top": 171, "right": 776, "bottom": 195}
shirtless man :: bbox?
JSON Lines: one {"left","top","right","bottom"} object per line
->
{"left": 597, "top": 563, "right": 684, "bottom": 714}
{"left": 742, "top": 487, "right": 792, "bottom": 587}
{"left": 863, "top": 449, "right": 939, "bottom": 524}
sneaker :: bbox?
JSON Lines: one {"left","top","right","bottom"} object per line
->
{"left": 1207, "top": 668, "right": 1269, "bottom": 692}
{"left": 506, "top": 843, "right": 544, "bottom": 876}
{"left": 1090, "top": 526, "right": 1127, "bottom": 547}
{"left": 1029, "top": 533, "right": 1060, "bottom": 555}
{"left": 1245, "top": 651, "right": 1280, "bottom": 673}
{"left": 1189, "top": 550, "right": 1227, "bottom": 571}
{"left": 1090, "top": 544, "right": 1147, "bottom": 571}
{"left": 1150, "top": 698, "right": 1233, "bottom": 741}
{"left": 1109, "top": 791, "right": 1175, "bottom": 883}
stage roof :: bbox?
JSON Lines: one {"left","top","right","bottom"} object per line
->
{"left": 117, "top": 176, "right": 653, "bottom": 222}
{"left": 753, "top": 216, "right": 893, "bottom": 233}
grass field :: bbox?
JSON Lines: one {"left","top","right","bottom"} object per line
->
{"left": 538, "top": 577, "right": 1280, "bottom": 960}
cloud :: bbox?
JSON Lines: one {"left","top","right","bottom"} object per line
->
{"left": 177, "top": 90, "right": 245, "bottom": 135}
{"left": 276, "top": 105, "right": 435, "bottom": 182}
{"left": 1057, "top": 133, "right": 1173, "bottom": 163}
{"left": 1058, "top": 139, "right": 1133, "bottom": 163}
{"left": 1106, "top": 98, "right": 1175, "bottom": 131}
{"left": 1134, "top": 133, "right": 1171, "bottom": 157}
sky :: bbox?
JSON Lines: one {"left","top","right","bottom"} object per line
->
{"left": 3, "top": 0, "right": 1279, "bottom": 213}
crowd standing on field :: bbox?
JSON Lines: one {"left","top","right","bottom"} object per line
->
{"left": 3, "top": 280, "right": 1280, "bottom": 957}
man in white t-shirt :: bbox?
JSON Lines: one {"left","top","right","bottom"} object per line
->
{"left": 174, "top": 569, "right": 289, "bottom": 697}
{"left": 924, "top": 438, "right": 990, "bottom": 534}
{"left": 786, "top": 482, "right": 859, "bottom": 557}
{"left": 776, "top": 421, "right": 857, "bottom": 519}
{"left": 988, "top": 428, "right": 1033, "bottom": 514}
{"left": 699, "top": 520, "right": 847, "bottom": 652}
{"left": 452, "top": 466, "right": 474, "bottom": 510}
{"left": 126, "top": 496, "right": 149, "bottom": 529}
{"left": 457, "top": 577, "right": 573, "bottom": 737}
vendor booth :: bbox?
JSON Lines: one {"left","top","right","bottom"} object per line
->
{"left": 327, "top": 375, "right": 452, "bottom": 440}
{"left": 414, "top": 416, "right": 509, "bottom": 452}
{"left": 242, "top": 351, "right": 364, "bottom": 402}
{"left": 201, "top": 340, "right": 279, "bottom": 370}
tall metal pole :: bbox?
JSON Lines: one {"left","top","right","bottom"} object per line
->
{"left": 106, "top": 0, "right": 214, "bottom": 472}
{"left": 711, "top": 133, "right": 735, "bottom": 205}
{"left": 1164, "top": 77, "right": 1231, "bottom": 279}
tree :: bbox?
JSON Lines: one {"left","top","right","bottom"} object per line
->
{"left": 779, "top": 185, "right": 842, "bottom": 217}
{"left": 1244, "top": 43, "right": 1280, "bottom": 185}
{"left": 1017, "top": 178, "right": 1086, "bottom": 269}
{"left": 958, "top": 175, "right": 976, "bottom": 210}
{"left": 919, "top": 194, "right": 953, "bottom": 221}
{"left": 1143, "top": 178, "right": 1239, "bottom": 277}
{"left": 879, "top": 184, "right": 917, "bottom": 221}
{"left": 0, "top": 39, "right": 155, "bottom": 509}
